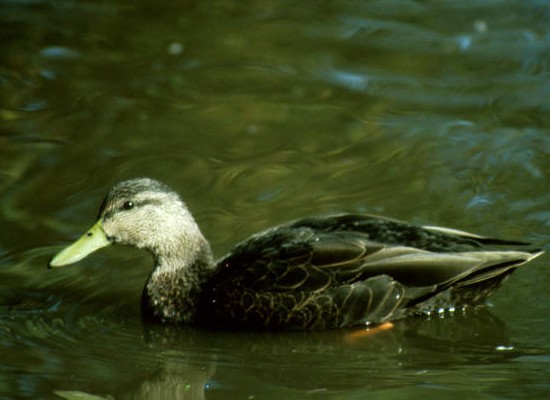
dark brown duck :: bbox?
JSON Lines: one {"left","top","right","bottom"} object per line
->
{"left": 50, "top": 178, "right": 543, "bottom": 330}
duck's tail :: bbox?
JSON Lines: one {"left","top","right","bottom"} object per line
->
{"left": 407, "top": 249, "right": 544, "bottom": 313}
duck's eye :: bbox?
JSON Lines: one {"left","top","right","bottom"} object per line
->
{"left": 122, "top": 201, "right": 134, "bottom": 211}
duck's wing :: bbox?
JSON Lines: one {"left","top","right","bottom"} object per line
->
{"left": 202, "top": 216, "right": 542, "bottom": 329}
{"left": 217, "top": 215, "right": 541, "bottom": 291}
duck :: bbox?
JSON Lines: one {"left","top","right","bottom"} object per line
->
{"left": 49, "top": 178, "right": 543, "bottom": 330}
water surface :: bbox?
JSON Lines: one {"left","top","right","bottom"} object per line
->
{"left": 1, "top": 0, "right": 549, "bottom": 399}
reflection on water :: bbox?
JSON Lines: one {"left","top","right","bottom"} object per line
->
{"left": 1, "top": 0, "right": 549, "bottom": 398}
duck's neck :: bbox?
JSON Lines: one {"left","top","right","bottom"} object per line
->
{"left": 141, "top": 237, "right": 216, "bottom": 324}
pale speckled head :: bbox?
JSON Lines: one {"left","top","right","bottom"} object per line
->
{"left": 50, "top": 177, "right": 210, "bottom": 267}
{"left": 100, "top": 178, "right": 203, "bottom": 255}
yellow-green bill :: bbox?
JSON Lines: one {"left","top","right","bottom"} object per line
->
{"left": 50, "top": 220, "right": 112, "bottom": 267}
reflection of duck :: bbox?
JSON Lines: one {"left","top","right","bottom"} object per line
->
{"left": 52, "top": 308, "right": 517, "bottom": 400}
{"left": 230, "top": 308, "right": 517, "bottom": 391}
{"left": 50, "top": 178, "right": 543, "bottom": 330}
{"left": 55, "top": 345, "right": 215, "bottom": 400}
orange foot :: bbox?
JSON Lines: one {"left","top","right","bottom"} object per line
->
{"left": 345, "top": 321, "right": 394, "bottom": 343}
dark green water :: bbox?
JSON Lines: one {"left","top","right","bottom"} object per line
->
{"left": 1, "top": 0, "right": 549, "bottom": 399}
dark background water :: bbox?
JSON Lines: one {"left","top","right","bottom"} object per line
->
{"left": 1, "top": 0, "right": 549, "bottom": 399}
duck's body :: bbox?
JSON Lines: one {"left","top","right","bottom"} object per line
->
{"left": 50, "top": 178, "right": 543, "bottom": 330}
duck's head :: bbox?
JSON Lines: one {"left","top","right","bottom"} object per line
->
{"left": 50, "top": 178, "right": 206, "bottom": 268}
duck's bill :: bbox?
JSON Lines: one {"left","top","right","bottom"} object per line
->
{"left": 49, "top": 220, "right": 112, "bottom": 268}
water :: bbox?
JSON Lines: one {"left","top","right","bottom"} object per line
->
{"left": 1, "top": 0, "right": 549, "bottom": 398}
